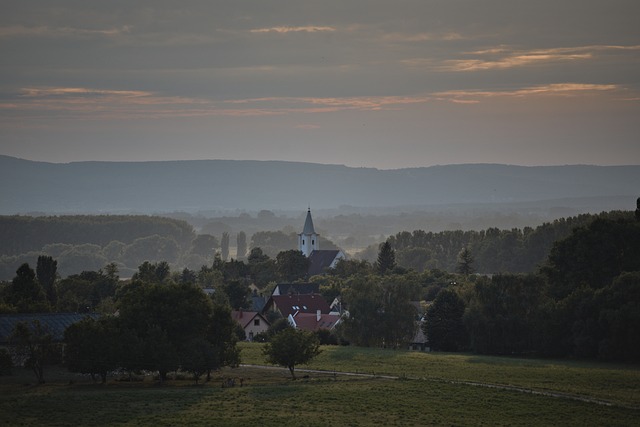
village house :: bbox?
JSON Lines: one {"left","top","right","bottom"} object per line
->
{"left": 231, "top": 310, "right": 270, "bottom": 341}
{"left": 262, "top": 293, "right": 331, "bottom": 319}
{"left": 287, "top": 310, "right": 341, "bottom": 332}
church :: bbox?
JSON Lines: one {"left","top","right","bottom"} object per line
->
{"left": 298, "top": 208, "right": 346, "bottom": 276}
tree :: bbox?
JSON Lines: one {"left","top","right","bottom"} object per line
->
{"left": 425, "top": 289, "right": 467, "bottom": 351}
{"left": 543, "top": 217, "right": 640, "bottom": 299}
{"left": 36, "top": 255, "right": 58, "bottom": 306}
{"left": 221, "top": 232, "right": 230, "bottom": 261}
{"left": 379, "top": 276, "right": 419, "bottom": 349}
{"left": 143, "top": 325, "right": 179, "bottom": 382}
{"left": 132, "top": 261, "right": 171, "bottom": 284}
{"left": 64, "top": 317, "right": 122, "bottom": 383}
{"left": 341, "top": 276, "right": 384, "bottom": 347}
{"left": 5, "top": 263, "right": 49, "bottom": 312}
{"left": 10, "top": 320, "right": 55, "bottom": 384}
{"left": 0, "top": 348, "right": 12, "bottom": 376}
{"left": 205, "top": 297, "right": 241, "bottom": 380}
{"left": 248, "top": 247, "right": 269, "bottom": 264}
{"left": 236, "top": 231, "right": 247, "bottom": 260}
{"left": 276, "top": 250, "right": 310, "bottom": 282}
{"left": 117, "top": 281, "right": 230, "bottom": 381}
{"left": 376, "top": 242, "right": 396, "bottom": 275}
{"left": 219, "top": 280, "right": 250, "bottom": 310}
{"left": 456, "top": 247, "right": 474, "bottom": 276}
{"left": 190, "top": 234, "right": 219, "bottom": 259}
{"left": 180, "top": 337, "right": 215, "bottom": 384}
{"left": 262, "top": 328, "right": 321, "bottom": 379}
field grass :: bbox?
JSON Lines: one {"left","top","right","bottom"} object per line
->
{"left": 1, "top": 344, "right": 639, "bottom": 426}
{"left": 240, "top": 342, "right": 640, "bottom": 408}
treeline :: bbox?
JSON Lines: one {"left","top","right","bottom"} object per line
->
{"left": 424, "top": 215, "right": 640, "bottom": 362}
{"left": 380, "top": 211, "right": 630, "bottom": 274}
{"left": 0, "top": 215, "right": 195, "bottom": 256}
{"left": 0, "top": 216, "right": 341, "bottom": 280}
{"left": 7, "top": 278, "right": 240, "bottom": 384}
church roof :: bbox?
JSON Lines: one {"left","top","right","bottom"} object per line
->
{"left": 308, "top": 250, "right": 341, "bottom": 276}
{"left": 301, "top": 209, "right": 316, "bottom": 235}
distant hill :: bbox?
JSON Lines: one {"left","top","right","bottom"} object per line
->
{"left": 1, "top": 155, "right": 638, "bottom": 214}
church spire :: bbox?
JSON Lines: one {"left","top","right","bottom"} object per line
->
{"left": 302, "top": 208, "right": 316, "bottom": 235}
{"left": 298, "top": 208, "right": 319, "bottom": 257}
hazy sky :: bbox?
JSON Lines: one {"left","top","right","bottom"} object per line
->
{"left": 1, "top": 1, "right": 639, "bottom": 169}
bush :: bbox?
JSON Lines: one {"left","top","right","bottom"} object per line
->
{"left": 0, "top": 348, "right": 13, "bottom": 375}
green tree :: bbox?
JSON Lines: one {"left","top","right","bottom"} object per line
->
{"left": 36, "top": 255, "right": 58, "bottom": 306}
{"left": 456, "top": 247, "right": 474, "bottom": 276}
{"left": 376, "top": 241, "right": 396, "bottom": 275}
{"left": 247, "top": 248, "right": 278, "bottom": 288}
{"left": 143, "top": 325, "right": 179, "bottom": 382}
{"left": 425, "top": 289, "right": 467, "bottom": 351}
{"left": 64, "top": 316, "right": 121, "bottom": 383}
{"left": 220, "top": 232, "right": 230, "bottom": 261}
{"left": 276, "top": 250, "right": 310, "bottom": 282}
{"left": 219, "top": 280, "right": 250, "bottom": 310}
{"left": 190, "top": 234, "right": 219, "bottom": 259}
{"left": 543, "top": 217, "right": 640, "bottom": 299}
{"left": 117, "top": 281, "right": 219, "bottom": 381}
{"left": 6, "top": 263, "right": 49, "bottom": 312}
{"left": 10, "top": 320, "right": 55, "bottom": 384}
{"left": 464, "top": 274, "right": 547, "bottom": 355}
{"left": 329, "top": 259, "right": 372, "bottom": 278}
{"left": 236, "top": 231, "right": 247, "bottom": 260}
{"left": 262, "top": 328, "right": 321, "bottom": 379}
{"left": 379, "top": 276, "right": 419, "bottom": 349}
{"left": 0, "top": 348, "right": 12, "bottom": 376}
{"left": 132, "top": 261, "right": 171, "bottom": 284}
{"left": 592, "top": 272, "right": 640, "bottom": 362}
{"left": 205, "top": 298, "right": 241, "bottom": 380}
{"left": 180, "top": 337, "right": 215, "bottom": 384}
{"left": 341, "top": 276, "right": 384, "bottom": 347}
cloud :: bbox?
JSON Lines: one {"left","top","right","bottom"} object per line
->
{"left": 0, "top": 25, "right": 131, "bottom": 39}
{"left": 1, "top": 82, "right": 634, "bottom": 124}
{"left": 381, "top": 32, "right": 464, "bottom": 43}
{"left": 405, "top": 44, "right": 640, "bottom": 72}
{"left": 250, "top": 26, "right": 336, "bottom": 34}
{"left": 433, "top": 83, "right": 621, "bottom": 103}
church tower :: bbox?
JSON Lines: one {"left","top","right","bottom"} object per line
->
{"left": 298, "top": 208, "right": 319, "bottom": 257}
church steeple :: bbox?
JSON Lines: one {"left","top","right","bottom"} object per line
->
{"left": 298, "top": 208, "right": 319, "bottom": 257}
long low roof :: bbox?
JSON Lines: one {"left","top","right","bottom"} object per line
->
{"left": 0, "top": 312, "right": 100, "bottom": 344}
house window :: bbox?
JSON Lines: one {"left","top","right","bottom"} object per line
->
{"left": 254, "top": 319, "right": 260, "bottom": 326}
{"left": 302, "top": 239, "right": 305, "bottom": 245}
{"left": 312, "top": 240, "right": 315, "bottom": 245}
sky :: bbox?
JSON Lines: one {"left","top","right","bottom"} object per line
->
{"left": 1, "top": 0, "right": 639, "bottom": 169}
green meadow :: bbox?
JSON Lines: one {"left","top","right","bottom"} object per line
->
{"left": 1, "top": 343, "right": 638, "bottom": 426}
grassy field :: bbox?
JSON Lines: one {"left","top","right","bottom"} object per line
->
{"left": 1, "top": 344, "right": 638, "bottom": 426}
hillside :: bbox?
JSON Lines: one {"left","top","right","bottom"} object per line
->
{"left": 1, "top": 156, "right": 638, "bottom": 214}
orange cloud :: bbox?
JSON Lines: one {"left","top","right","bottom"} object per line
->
{"left": 433, "top": 83, "right": 621, "bottom": 103}
{"left": 250, "top": 26, "right": 336, "bottom": 34}
{"left": 405, "top": 44, "right": 640, "bottom": 72}
{"left": 0, "top": 25, "right": 131, "bottom": 39}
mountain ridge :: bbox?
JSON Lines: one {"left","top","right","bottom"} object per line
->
{"left": 1, "top": 155, "right": 638, "bottom": 214}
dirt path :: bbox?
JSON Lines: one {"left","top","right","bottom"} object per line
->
{"left": 240, "top": 364, "right": 639, "bottom": 410}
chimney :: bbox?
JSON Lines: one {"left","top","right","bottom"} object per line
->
{"left": 239, "top": 308, "right": 243, "bottom": 318}
{"left": 316, "top": 309, "right": 321, "bottom": 322}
